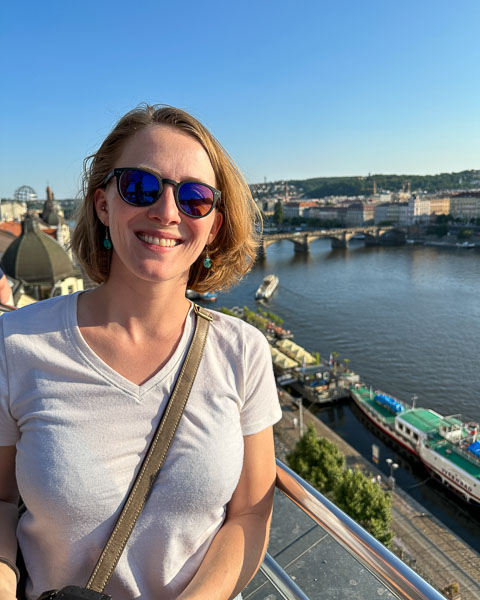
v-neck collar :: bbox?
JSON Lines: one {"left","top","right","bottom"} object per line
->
{"left": 66, "top": 292, "right": 195, "bottom": 399}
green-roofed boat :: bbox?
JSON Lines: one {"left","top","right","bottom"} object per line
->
{"left": 350, "top": 385, "right": 480, "bottom": 504}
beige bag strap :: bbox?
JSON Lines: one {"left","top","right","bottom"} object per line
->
{"left": 86, "top": 304, "right": 213, "bottom": 593}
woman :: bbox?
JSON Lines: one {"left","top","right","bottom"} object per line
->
{"left": 0, "top": 105, "right": 281, "bottom": 600}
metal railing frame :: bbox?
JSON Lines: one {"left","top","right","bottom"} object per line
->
{"left": 259, "top": 460, "right": 446, "bottom": 600}
{"left": 0, "top": 302, "right": 15, "bottom": 313}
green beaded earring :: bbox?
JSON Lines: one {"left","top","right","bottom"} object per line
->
{"left": 203, "top": 247, "right": 212, "bottom": 269}
{"left": 103, "top": 226, "right": 112, "bottom": 250}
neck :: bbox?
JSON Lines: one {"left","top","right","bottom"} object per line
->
{"left": 79, "top": 274, "right": 192, "bottom": 340}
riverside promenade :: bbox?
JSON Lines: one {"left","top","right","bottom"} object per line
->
{"left": 273, "top": 390, "right": 480, "bottom": 600}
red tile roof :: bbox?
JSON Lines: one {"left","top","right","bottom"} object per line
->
{"left": 0, "top": 221, "right": 21, "bottom": 237}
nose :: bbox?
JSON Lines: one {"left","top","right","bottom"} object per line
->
{"left": 147, "top": 183, "right": 181, "bottom": 225}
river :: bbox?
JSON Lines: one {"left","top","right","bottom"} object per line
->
{"left": 211, "top": 239, "right": 480, "bottom": 552}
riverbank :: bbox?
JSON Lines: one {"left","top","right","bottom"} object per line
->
{"left": 273, "top": 390, "right": 480, "bottom": 600}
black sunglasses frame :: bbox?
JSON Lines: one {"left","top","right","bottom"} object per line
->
{"left": 102, "top": 167, "right": 221, "bottom": 219}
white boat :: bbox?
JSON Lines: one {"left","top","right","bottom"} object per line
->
{"left": 255, "top": 274, "right": 279, "bottom": 300}
{"left": 456, "top": 241, "right": 475, "bottom": 248}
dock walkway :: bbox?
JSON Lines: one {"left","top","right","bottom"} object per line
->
{"left": 274, "top": 390, "right": 480, "bottom": 600}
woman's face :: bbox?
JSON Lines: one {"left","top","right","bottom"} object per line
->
{"left": 95, "top": 125, "right": 223, "bottom": 289}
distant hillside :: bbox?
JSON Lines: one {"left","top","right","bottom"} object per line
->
{"left": 255, "top": 170, "right": 480, "bottom": 199}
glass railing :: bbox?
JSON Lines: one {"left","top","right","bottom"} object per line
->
{"left": 244, "top": 460, "right": 446, "bottom": 600}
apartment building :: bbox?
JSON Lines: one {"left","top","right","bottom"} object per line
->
{"left": 450, "top": 195, "right": 480, "bottom": 221}
{"left": 374, "top": 202, "right": 409, "bottom": 225}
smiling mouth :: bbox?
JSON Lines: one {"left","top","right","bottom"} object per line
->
{"left": 137, "top": 233, "right": 181, "bottom": 247}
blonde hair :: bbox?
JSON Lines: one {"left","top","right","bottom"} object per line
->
{"left": 71, "top": 104, "right": 260, "bottom": 292}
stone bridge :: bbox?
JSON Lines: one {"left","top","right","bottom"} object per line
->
{"left": 258, "top": 226, "right": 406, "bottom": 256}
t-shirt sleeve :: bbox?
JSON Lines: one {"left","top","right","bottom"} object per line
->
{"left": 240, "top": 326, "right": 282, "bottom": 436}
{"left": 0, "top": 317, "right": 20, "bottom": 445}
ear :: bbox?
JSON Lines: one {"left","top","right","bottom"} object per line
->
{"left": 207, "top": 211, "right": 223, "bottom": 244}
{"left": 94, "top": 188, "right": 109, "bottom": 226}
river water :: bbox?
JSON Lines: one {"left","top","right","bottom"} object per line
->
{"left": 212, "top": 239, "right": 480, "bottom": 552}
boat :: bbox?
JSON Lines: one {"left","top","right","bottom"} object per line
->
{"left": 350, "top": 385, "right": 480, "bottom": 504}
{"left": 186, "top": 290, "right": 217, "bottom": 302}
{"left": 255, "top": 274, "right": 279, "bottom": 300}
{"left": 456, "top": 241, "right": 475, "bottom": 248}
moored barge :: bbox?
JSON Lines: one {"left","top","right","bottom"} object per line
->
{"left": 350, "top": 385, "right": 480, "bottom": 504}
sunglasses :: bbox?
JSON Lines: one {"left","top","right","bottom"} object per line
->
{"left": 102, "top": 167, "right": 221, "bottom": 218}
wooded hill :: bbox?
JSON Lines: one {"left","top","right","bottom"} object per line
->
{"left": 257, "top": 170, "right": 480, "bottom": 199}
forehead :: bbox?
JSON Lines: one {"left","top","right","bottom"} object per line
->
{"left": 116, "top": 124, "right": 216, "bottom": 185}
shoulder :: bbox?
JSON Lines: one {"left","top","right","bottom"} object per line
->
{"left": 208, "top": 309, "right": 269, "bottom": 348}
{"left": 201, "top": 308, "right": 272, "bottom": 373}
{"left": 0, "top": 293, "right": 75, "bottom": 337}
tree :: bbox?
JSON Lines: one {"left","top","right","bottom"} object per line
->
{"left": 435, "top": 214, "right": 453, "bottom": 224}
{"left": 457, "top": 228, "right": 473, "bottom": 240}
{"left": 426, "top": 224, "right": 448, "bottom": 238}
{"left": 267, "top": 311, "right": 283, "bottom": 325}
{"left": 344, "top": 358, "right": 350, "bottom": 372}
{"left": 273, "top": 200, "right": 284, "bottom": 225}
{"left": 287, "top": 425, "right": 345, "bottom": 495}
{"left": 287, "top": 427, "right": 394, "bottom": 547}
{"left": 334, "top": 469, "right": 393, "bottom": 547}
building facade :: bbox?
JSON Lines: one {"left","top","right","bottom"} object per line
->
{"left": 450, "top": 196, "right": 480, "bottom": 221}
{"left": 408, "top": 195, "right": 431, "bottom": 225}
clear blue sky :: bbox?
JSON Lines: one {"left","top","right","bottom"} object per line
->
{"left": 1, "top": 0, "right": 479, "bottom": 199}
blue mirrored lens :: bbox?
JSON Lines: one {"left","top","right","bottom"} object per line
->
{"left": 119, "top": 170, "right": 159, "bottom": 206}
{"left": 178, "top": 183, "right": 214, "bottom": 217}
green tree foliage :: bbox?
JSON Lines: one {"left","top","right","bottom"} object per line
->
{"left": 435, "top": 214, "right": 453, "bottom": 224}
{"left": 256, "top": 307, "right": 283, "bottom": 325}
{"left": 219, "top": 307, "right": 238, "bottom": 318}
{"left": 334, "top": 469, "right": 393, "bottom": 547}
{"left": 457, "top": 228, "right": 473, "bottom": 240}
{"left": 288, "top": 426, "right": 394, "bottom": 547}
{"left": 267, "top": 311, "right": 283, "bottom": 325}
{"left": 273, "top": 200, "right": 284, "bottom": 225}
{"left": 426, "top": 224, "right": 449, "bottom": 238}
{"left": 288, "top": 170, "right": 480, "bottom": 199}
{"left": 287, "top": 425, "right": 345, "bottom": 495}
{"left": 243, "top": 306, "right": 268, "bottom": 329}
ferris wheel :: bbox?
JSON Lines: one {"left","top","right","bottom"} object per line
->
{"left": 14, "top": 185, "right": 37, "bottom": 203}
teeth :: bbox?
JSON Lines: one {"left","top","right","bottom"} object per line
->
{"left": 138, "top": 234, "right": 179, "bottom": 247}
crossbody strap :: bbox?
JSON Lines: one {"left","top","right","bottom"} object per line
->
{"left": 86, "top": 304, "right": 213, "bottom": 593}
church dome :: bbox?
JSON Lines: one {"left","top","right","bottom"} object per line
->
{"left": 41, "top": 193, "right": 61, "bottom": 226}
{"left": 42, "top": 203, "right": 60, "bottom": 226}
{"left": 0, "top": 214, "right": 74, "bottom": 285}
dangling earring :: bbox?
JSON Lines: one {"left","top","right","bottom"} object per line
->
{"left": 203, "top": 247, "right": 212, "bottom": 269}
{"left": 103, "top": 226, "right": 112, "bottom": 250}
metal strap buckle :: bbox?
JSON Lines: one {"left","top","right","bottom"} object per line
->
{"left": 194, "top": 304, "right": 214, "bottom": 322}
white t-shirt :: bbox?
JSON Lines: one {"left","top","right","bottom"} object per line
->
{"left": 0, "top": 293, "right": 281, "bottom": 600}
